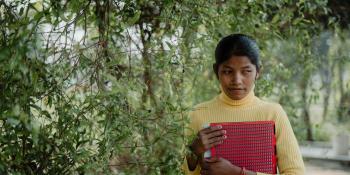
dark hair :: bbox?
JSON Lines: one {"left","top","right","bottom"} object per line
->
{"left": 213, "top": 34, "right": 260, "bottom": 76}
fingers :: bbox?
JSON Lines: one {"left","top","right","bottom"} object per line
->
{"left": 200, "top": 160, "right": 210, "bottom": 175}
{"left": 208, "top": 135, "right": 226, "bottom": 144}
{"left": 200, "top": 157, "right": 221, "bottom": 175}
{"left": 207, "top": 129, "right": 226, "bottom": 139}
{"left": 198, "top": 126, "right": 225, "bottom": 142}
{"left": 200, "top": 169, "right": 210, "bottom": 175}
{"left": 205, "top": 157, "right": 220, "bottom": 163}
{"left": 204, "top": 134, "right": 226, "bottom": 149}
{"left": 202, "top": 125, "right": 222, "bottom": 134}
{"left": 200, "top": 160, "right": 209, "bottom": 170}
{"left": 197, "top": 125, "right": 227, "bottom": 150}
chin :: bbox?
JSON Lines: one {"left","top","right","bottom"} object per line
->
{"left": 225, "top": 90, "right": 246, "bottom": 100}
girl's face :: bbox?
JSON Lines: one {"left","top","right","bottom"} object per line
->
{"left": 218, "top": 55, "right": 259, "bottom": 100}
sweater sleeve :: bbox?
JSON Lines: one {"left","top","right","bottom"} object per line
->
{"left": 257, "top": 104, "right": 305, "bottom": 175}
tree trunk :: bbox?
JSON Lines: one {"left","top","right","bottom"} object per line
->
{"left": 300, "top": 77, "right": 314, "bottom": 141}
{"left": 95, "top": 0, "right": 110, "bottom": 90}
{"left": 337, "top": 61, "right": 347, "bottom": 122}
{"left": 317, "top": 32, "right": 332, "bottom": 122}
{"left": 139, "top": 24, "right": 157, "bottom": 109}
{"left": 320, "top": 62, "right": 336, "bottom": 122}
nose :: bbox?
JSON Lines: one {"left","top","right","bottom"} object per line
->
{"left": 231, "top": 72, "right": 243, "bottom": 85}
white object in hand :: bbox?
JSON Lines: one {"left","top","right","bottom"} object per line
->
{"left": 202, "top": 123, "right": 211, "bottom": 158}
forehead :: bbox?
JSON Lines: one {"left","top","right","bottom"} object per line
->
{"left": 220, "top": 55, "right": 255, "bottom": 69}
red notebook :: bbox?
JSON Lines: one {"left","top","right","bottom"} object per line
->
{"left": 210, "top": 121, "right": 277, "bottom": 174}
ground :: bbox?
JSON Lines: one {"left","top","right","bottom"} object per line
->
{"left": 305, "top": 159, "right": 350, "bottom": 175}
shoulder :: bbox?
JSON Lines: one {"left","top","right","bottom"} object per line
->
{"left": 257, "top": 98, "right": 284, "bottom": 109}
{"left": 188, "top": 96, "right": 219, "bottom": 120}
{"left": 256, "top": 98, "right": 287, "bottom": 117}
{"left": 191, "top": 96, "right": 218, "bottom": 111}
{"left": 186, "top": 97, "right": 218, "bottom": 131}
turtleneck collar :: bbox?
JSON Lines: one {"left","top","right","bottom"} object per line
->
{"left": 218, "top": 85, "right": 256, "bottom": 107}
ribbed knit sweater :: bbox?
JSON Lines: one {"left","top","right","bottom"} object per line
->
{"left": 183, "top": 89, "right": 305, "bottom": 175}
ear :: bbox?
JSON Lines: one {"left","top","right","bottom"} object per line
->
{"left": 213, "top": 63, "right": 219, "bottom": 79}
{"left": 255, "top": 66, "right": 262, "bottom": 80}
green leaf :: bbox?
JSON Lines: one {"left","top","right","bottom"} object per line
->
{"left": 127, "top": 10, "right": 141, "bottom": 25}
{"left": 271, "top": 14, "right": 280, "bottom": 24}
{"left": 59, "top": 12, "right": 69, "bottom": 22}
{"left": 42, "top": 110, "right": 51, "bottom": 119}
{"left": 7, "top": 118, "right": 20, "bottom": 127}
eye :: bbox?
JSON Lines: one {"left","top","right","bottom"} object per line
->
{"left": 242, "top": 70, "right": 252, "bottom": 74}
{"left": 222, "top": 70, "right": 232, "bottom": 75}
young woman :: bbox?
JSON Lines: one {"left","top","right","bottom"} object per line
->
{"left": 183, "top": 34, "right": 305, "bottom": 175}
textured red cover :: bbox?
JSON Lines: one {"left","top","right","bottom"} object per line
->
{"left": 210, "top": 121, "right": 277, "bottom": 174}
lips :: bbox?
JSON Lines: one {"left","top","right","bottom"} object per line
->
{"left": 228, "top": 88, "right": 245, "bottom": 91}
{"left": 227, "top": 88, "right": 245, "bottom": 94}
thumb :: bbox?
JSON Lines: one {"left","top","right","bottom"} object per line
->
{"left": 205, "top": 156, "right": 220, "bottom": 163}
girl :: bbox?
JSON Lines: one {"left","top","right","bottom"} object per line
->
{"left": 184, "top": 34, "right": 305, "bottom": 175}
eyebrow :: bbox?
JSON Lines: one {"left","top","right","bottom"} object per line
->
{"left": 241, "top": 66, "right": 253, "bottom": 69}
{"left": 222, "top": 65, "right": 253, "bottom": 69}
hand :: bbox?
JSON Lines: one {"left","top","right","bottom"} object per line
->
{"left": 190, "top": 125, "right": 226, "bottom": 156}
{"left": 200, "top": 157, "right": 241, "bottom": 175}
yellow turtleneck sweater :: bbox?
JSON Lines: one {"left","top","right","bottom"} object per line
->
{"left": 183, "top": 89, "right": 305, "bottom": 175}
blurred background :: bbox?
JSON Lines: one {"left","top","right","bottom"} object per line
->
{"left": 1, "top": 0, "right": 349, "bottom": 174}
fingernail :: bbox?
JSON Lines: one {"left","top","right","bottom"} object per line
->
{"left": 223, "top": 135, "right": 227, "bottom": 139}
{"left": 218, "top": 125, "right": 222, "bottom": 129}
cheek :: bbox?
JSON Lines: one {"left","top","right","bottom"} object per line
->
{"left": 219, "top": 75, "right": 230, "bottom": 84}
{"left": 244, "top": 76, "right": 256, "bottom": 86}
